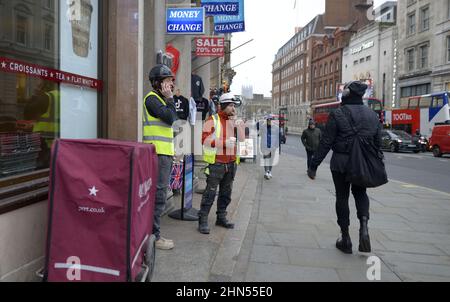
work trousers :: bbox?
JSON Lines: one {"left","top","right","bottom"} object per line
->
{"left": 153, "top": 155, "right": 173, "bottom": 240}
{"left": 199, "top": 162, "right": 237, "bottom": 219}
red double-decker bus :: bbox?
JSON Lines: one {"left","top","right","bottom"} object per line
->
{"left": 312, "top": 98, "right": 384, "bottom": 130}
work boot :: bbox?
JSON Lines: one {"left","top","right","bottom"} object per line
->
{"left": 359, "top": 216, "right": 371, "bottom": 253}
{"left": 216, "top": 216, "right": 234, "bottom": 229}
{"left": 198, "top": 215, "right": 210, "bottom": 234}
{"left": 336, "top": 228, "right": 352, "bottom": 254}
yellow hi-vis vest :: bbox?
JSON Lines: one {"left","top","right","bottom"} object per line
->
{"left": 33, "top": 90, "right": 60, "bottom": 149}
{"left": 143, "top": 91, "right": 174, "bottom": 156}
{"left": 203, "top": 114, "right": 240, "bottom": 165}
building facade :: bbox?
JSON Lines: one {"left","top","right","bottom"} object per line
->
{"left": 342, "top": 20, "right": 398, "bottom": 109}
{"left": 272, "top": 0, "right": 374, "bottom": 133}
{"left": 242, "top": 93, "right": 272, "bottom": 121}
{"left": 0, "top": 0, "right": 225, "bottom": 281}
{"left": 272, "top": 18, "right": 321, "bottom": 134}
{"left": 311, "top": 26, "right": 355, "bottom": 106}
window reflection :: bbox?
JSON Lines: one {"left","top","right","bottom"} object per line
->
{"left": 0, "top": 0, "right": 59, "bottom": 178}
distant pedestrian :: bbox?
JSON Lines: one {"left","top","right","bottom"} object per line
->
{"left": 259, "top": 115, "right": 280, "bottom": 180}
{"left": 301, "top": 119, "right": 321, "bottom": 171}
{"left": 307, "top": 81, "right": 382, "bottom": 254}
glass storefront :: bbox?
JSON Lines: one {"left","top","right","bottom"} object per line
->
{"left": 0, "top": 0, "right": 101, "bottom": 179}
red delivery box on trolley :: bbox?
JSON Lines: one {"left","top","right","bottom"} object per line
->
{"left": 43, "top": 139, "right": 158, "bottom": 282}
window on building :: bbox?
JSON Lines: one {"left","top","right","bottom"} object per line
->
{"left": 419, "top": 44, "right": 429, "bottom": 68}
{"left": 448, "top": 0, "right": 450, "bottom": 19}
{"left": 324, "top": 63, "right": 328, "bottom": 74}
{"left": 324, "top": 82, "right": 328, "bottom": 97}
{"left": 329, "top": 80, "right": 333, "bottom": 97}
{"left": 447, "top": 36, "right": 450, "bottom": 63}
{"left": 407, "top": 0, "right": 416, "bottom": 7}
{"left": 360, "top": 58, "right": 365, "bottom": 63}
{"left": 420, "top": 6, "right": 430, "bottom": 31}
{"left": 407, "top": 12, "right": 416, "bottom": 35}
{"left": 330, "top": 61, "right": 333, "bottom": 72}
{"left": 366, "top": 56, "right": 371, "bottom": 62}
{"left": 354, "top": 60, "right": 358, "bottom": 66}
{"left": 407, "top": 48, "right": 415, "bottom": 71}
{"left": 44, "top": 24, "right": 53, "bottom": 51}
{"left": 16, "top": 15, "right": 28, "bottom": 45}
{"left": 44, "top": 0, "right": 53, "bottom": 9}
{"left": 335, "top": 59, "right": 339, "bottom": 71}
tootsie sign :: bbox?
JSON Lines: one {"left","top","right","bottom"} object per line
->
{"left": 195, "top": 37, "right": 225, "bottom": 57}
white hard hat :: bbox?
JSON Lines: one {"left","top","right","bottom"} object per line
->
{"left": 219, "top": 93, "right": 241, "bottom": 107}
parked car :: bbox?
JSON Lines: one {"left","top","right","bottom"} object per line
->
{"left": 381, "top": 130, "right": 421, "bottom": 153}
{"left": 429, "top": 122, "right": 450, "bottom": 157}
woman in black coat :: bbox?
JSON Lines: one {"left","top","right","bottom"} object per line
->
{"left": 307, "top": 81, "right": 382, "bottom": 254}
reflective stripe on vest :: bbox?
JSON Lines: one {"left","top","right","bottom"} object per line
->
{"left": 203, "top": 114, "right": 221, "bottom": 164}
{"left": 142, "top": 91, "right": 174, "bottom": 156}
{"left": 33, "top": 90, "right": 60, "bottom": 148}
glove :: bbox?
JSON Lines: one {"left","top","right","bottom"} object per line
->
{"left": 307, "top": 168, "right": 316, "bottom": 180}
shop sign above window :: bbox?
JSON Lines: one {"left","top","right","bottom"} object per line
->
{"left": 166, "top": 8, "right": 205, "bottom": 35}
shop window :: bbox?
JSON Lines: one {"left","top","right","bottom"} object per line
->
{"left": 1, "top": 0, "right": 101, "bottom": 209}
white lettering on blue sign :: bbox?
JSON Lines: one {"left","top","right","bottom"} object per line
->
{"left": 169, "top": 10, "right": 201, "bottom": 19}
{"left": 202, "top": 2, "right": 239, "bottom": 15}
{"left": 167, "top": 8, "right": 205, "bottom": 34}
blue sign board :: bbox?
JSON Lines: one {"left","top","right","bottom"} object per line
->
{"left": 213, "top": 0, "right": 245, "bottom": 33}
{"left": 183, "top": 154, "right": 194, "bottom": 210}
{"left": 166, "top": 8, "right": 205, "bottom": 35}
{"left": 201, "top": 0, "right": 240, "bottom": 16}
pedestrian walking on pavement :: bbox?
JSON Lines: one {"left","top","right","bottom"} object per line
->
{"left": 301, "top": 119, "right": 321, "bottom": 171}
{"left": 198, "top": 93, "right": 245, "bottom": 234}
{"left": 307, "top": 81, "right": 382, "bottom": 254}
{"left": 143, "top": 64, "right": 178, "bottom": 250}
{"left": 259, "top": 115, "right": 280, "bottom": 180}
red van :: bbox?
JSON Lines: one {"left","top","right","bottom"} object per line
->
{"left": 429, "top": 123, "right": 450, "bottom": 157}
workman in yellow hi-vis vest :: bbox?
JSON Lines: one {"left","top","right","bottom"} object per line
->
{"left": 143, "top": 64, "right": 178, "bottom": 250}
{"left": 33, "top": 90, "right": 60, "bottom": 149}
{"left": 198, "top": 93, "right": 245, "bottom": 234}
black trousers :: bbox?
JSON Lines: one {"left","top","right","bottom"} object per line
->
{"left": 199, "top": 162, "right": 237, "bottom": 218}
{"left": 332, "top": 171, "right": 370, "bottom": 229}
{"left": 306, "top": 150, "right": 314, "bottom": 169}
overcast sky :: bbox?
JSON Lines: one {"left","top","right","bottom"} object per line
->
{"left": 230, "top": 0, "right": 395, "bottom": 97}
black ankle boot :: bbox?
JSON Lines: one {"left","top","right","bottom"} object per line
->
{"left": 216, "top": 216, "right": 234, "bottom": 229}
{"left": 359, "top": 216, "right": 371, "bottom": 253}
{"left": 198, "top": 215, "right": 210, "bottom": 234}
{"left": 336, "top": 229, "right": 352, "bottom": 254}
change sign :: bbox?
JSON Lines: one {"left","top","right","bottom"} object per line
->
{"left": 166, "top": 8, "right": 205, "bottom": 35}
{"left": 214, "top": 0, "right": 245, "bottom": 33}
{"left": 195, "top": 37, "right": 225, "bottom": 57}
{"left": 201, "top": 0, "right": 239, "bottom": 16}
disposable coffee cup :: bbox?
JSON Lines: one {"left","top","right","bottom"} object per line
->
{"left": 70, "top": 0, "right": 93, "bottom": 58}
